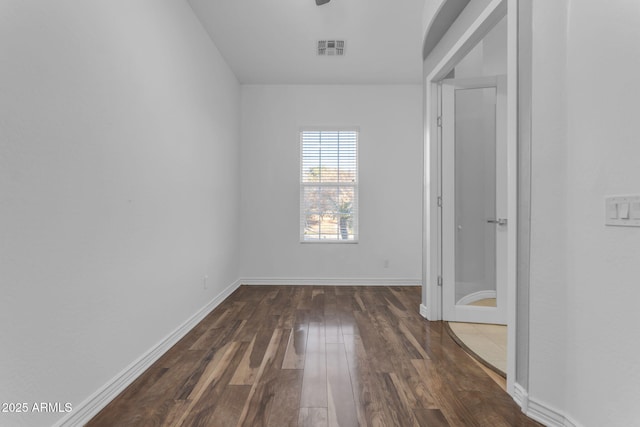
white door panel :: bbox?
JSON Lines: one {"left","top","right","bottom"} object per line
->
{"left": 441, "top": 76, "right": 507, "bottom": 325}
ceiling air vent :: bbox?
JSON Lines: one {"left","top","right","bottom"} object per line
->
{"left": 317, "top": 40, "right": 345, "bottom": 56}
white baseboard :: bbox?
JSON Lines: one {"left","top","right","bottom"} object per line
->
{"left": 527, "top": 397, "right": 566, "bottom": 427}
{"left": 563, "top": 415, "right": 580, "bottom": 427}
{"left": 239, "top": 277, "right": 421, "bottom": 286}
{"left": 513, "top": 382, "right": 529, "bottom": 412}
{"left": 419, "top": 303, "right": 429, "bottom": 319}
{"left": 54, "top": 279, "right": 241, "bottom": 427}
{"left": 513, "top": 383, "right": 582, "bottom": 427}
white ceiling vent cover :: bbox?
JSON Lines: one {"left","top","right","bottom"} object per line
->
{"left": 317, "top": 40, "right": 345, "bottom": 56}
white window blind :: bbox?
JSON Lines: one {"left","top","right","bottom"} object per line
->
{"left": 300, "top": 130, "right": 358, "bottom": 242}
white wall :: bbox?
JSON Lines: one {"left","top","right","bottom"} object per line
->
{"left": 454, "top": 15, "right": 507, "bottom": 78}
{"left": 527, "top": 0, "right": 570, "bottom": 416}
{"left": 240, "top": 85, "right": 423, "bottom": 283}
{"left": 0, "top": 1, "right": 240, "bottom": 426}
{"left": 563, "top": 1, "right": 640, "bottom": 425}
{"left": 529, "top": 0, "right": 640, "bottom": 425}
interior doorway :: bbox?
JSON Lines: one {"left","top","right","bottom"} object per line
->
{"left": 423, "top": 0, "right": 518, "bottom": 394}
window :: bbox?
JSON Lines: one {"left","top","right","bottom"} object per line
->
{"left": 300, "top": 129, "right": 358, "bottom": 242}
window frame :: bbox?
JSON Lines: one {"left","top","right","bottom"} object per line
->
{"left": 299, "top": 127, "right": 359, "bottom": 244}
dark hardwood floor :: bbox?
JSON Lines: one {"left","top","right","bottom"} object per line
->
{"left": 87, "top": 286, "right": 540, "bottom": 427}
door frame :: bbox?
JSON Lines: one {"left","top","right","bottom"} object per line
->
{"left": 422, "top": 0, "right": 518, "bottom": 394}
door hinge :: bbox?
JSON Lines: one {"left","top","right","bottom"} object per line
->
{"left": 437, "top": 116, "right": 442, "bottom": 127}
{"left": 437, "top": 276, "right": 443, "bottom": 287}
{"left": 437, "top": 196, "right": 442, "bottom": 207}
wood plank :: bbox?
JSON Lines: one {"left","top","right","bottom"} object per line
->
{"left": 189, "top": 319, "right": 246, "bottom": 351}
{"left": 160, "top": 399, "right": 193, "bottom": 427}
{"left": 172, "top": 341, "right": 241, "bottom": 427}
{"left": 229, "top": 334, "right": 258, "bottom": 385}
{"left": 296, "top": 287, "right": 314, "bottom": 310}
{"left": 324, "top": 287, "right": 343, "bottom": 344}
{"left": 87, "top": 286, "right": 542, "bottom": 427}
{"left": 374, "top": 306, "right": 427, "bottom": 362}
{"left": 234, "top": 328, "right": 285, "bottom": 426}
{"left": 413, "top": 408, "right": 451, "bottom": 427}
{"left": 353, "top": 310, "right": 394, "bottom": 373}
{"left": 262, "top": 325, "right": 304, "bottom": 427}
{"left": 276, "top": 287, "right": 303, "bottom": 329}
{"left": 309, "top": 287, "right": 325, "bottom": 322}
{"left": 381, "top": 372, "right": 420, "bottom": 427}
{"left": 326, "top": 343, "right": 358, "bottom": 427}
{"left": 376, "top": 372, "right": 420, "bottom": 427}
{"left": 207, "top": 385, "right": 251, "bottom": 427}
{"left": 324, "top": 315, "right": 343, "bottom": 344}
{"left": 411, "top": 358, "right": 480, "bottom": 427}
{"left": 281, "top": 321, "right": 308, "bottom": 370}
{"left": 299, "top": 322, "right": 327, "bottom": 407}
{"left": 299, "top": 408, "right": 328, "bottom": 427}
{"left": 397, "top": 320, "right": 430, "bottom": 360}
{"left": 175, "top": 341, "right": 249, "bottom": 426}
{"left": 266, "top": 369, "right": 304, "bottom": 427}
{"left": 343, "top": 333, "right": 391, "bottom": 427}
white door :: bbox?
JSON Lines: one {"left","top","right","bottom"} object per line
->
{"left": 441, "top": 76, "right": 507, "bottom": 324}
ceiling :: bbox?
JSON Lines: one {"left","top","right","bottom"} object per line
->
{"left": 188, "top": 0, "right": 425, "bottom": 84}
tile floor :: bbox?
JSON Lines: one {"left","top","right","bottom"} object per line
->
{"left": 448, "top": 322, "right": 507, "bottom": 374}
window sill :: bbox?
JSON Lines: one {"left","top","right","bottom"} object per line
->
{"left": 300, "top": 240, "right": 359, "bottom": 244}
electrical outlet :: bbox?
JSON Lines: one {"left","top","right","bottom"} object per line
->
{"left": 203, "top": 275, "right": 208, "bottom": 290}
{"left": 384, "top": 260, "right": 389, "bottom": 268}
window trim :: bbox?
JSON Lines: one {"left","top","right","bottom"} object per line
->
{"left": 299, "top": 127, "right": 360, "bottom": 244}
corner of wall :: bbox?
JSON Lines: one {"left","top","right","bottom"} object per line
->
{"left": 54, "top": 280, "right": 241, "bottom": 427}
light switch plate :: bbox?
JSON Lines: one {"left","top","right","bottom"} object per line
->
{"left": 606, "top": 195, "right": 640, "bottom": 227}
{"left": 619, "top": 202, "right": 630, "bottom": 219}
{"left": 631, "top": 202, "right": 640, "bottom": 220}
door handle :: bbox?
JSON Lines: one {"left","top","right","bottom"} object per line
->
{"left": 487, "top": 218, "right": 508, "bottom": 226}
